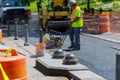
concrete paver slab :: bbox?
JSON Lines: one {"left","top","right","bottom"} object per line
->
{"left": 69, "top": 70, "right": 106, "bottom": 80}
{"left": 36, "top": 53, "right": 88, "bottom": 70}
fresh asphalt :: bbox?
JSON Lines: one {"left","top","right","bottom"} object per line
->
{"left": 64, "top": 35, "right": 119, "bottom": 80}
{"left": 2, "top": 14, "right": 120, "bottom": 80}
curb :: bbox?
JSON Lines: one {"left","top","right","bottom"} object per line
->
{"left": 81, "top": 32, "right": 120, "bottom": 44}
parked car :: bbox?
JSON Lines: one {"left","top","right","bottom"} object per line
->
{"left": 0, "top": 0, "right": 31, "bottom": 24}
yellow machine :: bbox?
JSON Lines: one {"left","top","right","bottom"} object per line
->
{"left": 39, "top": 0, "right": 70, "bottom": 31}
{"left": 39, "top": 0, "right": 71, "bottom": 49}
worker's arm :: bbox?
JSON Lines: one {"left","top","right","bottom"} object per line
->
{"left": 71, "top": 17, "right": 80, "bottom": 22}
{"left": 71, "top": 10, "right": 82, "bottom": 23}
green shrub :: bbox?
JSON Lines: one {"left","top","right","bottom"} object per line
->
{"left": 112, "top": 1, "right": 120, "bottom": 11}
{"left": 27, "top": 1, "right": 38, "bottom": 13}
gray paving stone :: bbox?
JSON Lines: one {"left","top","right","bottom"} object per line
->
{"left": 69, "top": 70, "right": 106, "bottom": 80}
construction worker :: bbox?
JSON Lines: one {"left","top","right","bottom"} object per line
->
{"left": 68, "top": 0, "right": 83, "bottom": 50}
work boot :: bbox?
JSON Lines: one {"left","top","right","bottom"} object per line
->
{"left": 68, "top": 45, "right": 74, "bottom": 49}
{"left": 73, "top": 47, "right": 81, "bottom": 50}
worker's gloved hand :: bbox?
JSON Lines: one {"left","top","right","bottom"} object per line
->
{"left": 68, "top": 12, "right": 72, "bottom": 19}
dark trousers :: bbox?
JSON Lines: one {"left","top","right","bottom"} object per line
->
{"left": 69, "top": 27, "right": 81, "bottom": 48}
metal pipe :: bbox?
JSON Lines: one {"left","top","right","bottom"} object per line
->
{"left": 87, "top": 0, "right": 90, "bottom": 12}
{"left": 116, "top": 52, "right": 120, "bottom": 80}
{"left": 39, "top": 14, "right": 43, "bottom": 43}
{"left": 24, "top": 23, "right": 29, "bottom": 46}
{"left": 14, "top": 20, "right": 19, "bottom": 40}
{"left": 7, "top": 20, "right": 11, "bottom": 36}
{"left": 39, "top": 28, "right": 43, "bottom": 43}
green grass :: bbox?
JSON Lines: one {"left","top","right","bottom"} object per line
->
{"left": 27, "top": 1, "right": 120, "bottom": 13}
{"left": 27, "top": 1, "right": 38, "bottom": 13}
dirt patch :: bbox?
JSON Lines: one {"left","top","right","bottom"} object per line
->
{"left": 110, "top": 12, "right": 120, "bottom": 34}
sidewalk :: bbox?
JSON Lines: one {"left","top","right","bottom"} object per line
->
{"left": 82, "top": 32, "right": 120, "bottom": 44}
{"left": 2, "top": 37, "right": 68, "bottom": 80}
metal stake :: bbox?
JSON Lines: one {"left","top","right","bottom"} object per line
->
{"left": 7, "top": 20, "right": 11, "bottom": 36}
{"left": 39, "top": 29, "right": 43, "bottom": 43}
{"left": 24, "top": 23, "right": 29, "bottom": 46}
{"left": 116, "top": 52, "right": 120, "bottom": 80}
{"left": 14, "top": 20, "right": 19, "bottom": 40}
{"left": 39, "top": 16, "right": 43, "bottom": 43}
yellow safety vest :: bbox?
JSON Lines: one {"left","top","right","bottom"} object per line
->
{"left": 72, "top": 6, "right": 83, "bottom": 28}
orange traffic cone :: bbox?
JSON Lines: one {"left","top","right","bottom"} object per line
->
{"left": 0, "top": 49, "right": 28, "bottom": 80}
{"left": 0, "top": 29, "right": 4, "bottom": 45}
{"left": 99, "top": 12, "right": 110, "bottom": 33}
{"left": 0, "top": 63, "right": 9, "bottom": 80}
